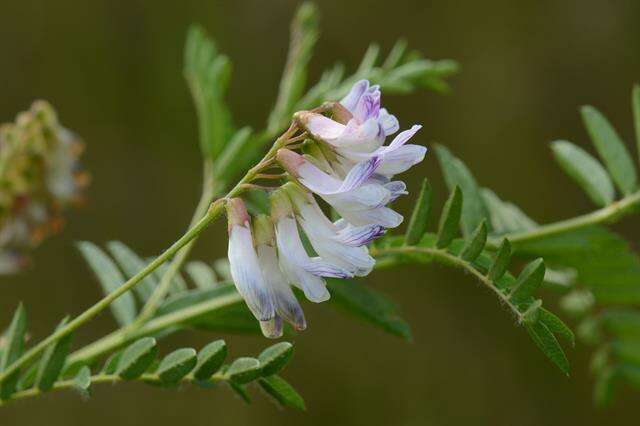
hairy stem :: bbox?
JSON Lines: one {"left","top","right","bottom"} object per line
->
{"left": 370, "top": 245, "right": 524, "bottom": 322}
{"left": 66, "top": 292, "right": 243, "bottom": 366}
{"left": 0, "top": 371, "right": 227, "bottom": 407}
{"left": 488, "top": 191, "right": 640, "bottom": 247}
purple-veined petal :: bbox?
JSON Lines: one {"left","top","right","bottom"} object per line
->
{"left": 387, "top": 124, "right": 422, "bottom": 149}
{"left": 336, "top": 118, "right": 385, "bottom": 151}
{"left": 305, "top": 257, "right": 355, "bottom": 278}
{"left": 353, "top": 89, "right": 380, "bottom": 123}
{"left": 379, "top": 108, "right": 399, "bottom": 135}
{"left": 259, "top": 316, "right": 283, "bottom": 339}
{"left": 322, "top": 183, "right": 391, "bottom": 211}
{"left": 228, "top": 225, "right": 275, "bottom": 321}
{"left": 340, "top": 79, "right": 369, "bottom": 112}
{"left": 335, "top": 223, "right": 386, "bottom": 246}
{"left": 275, "top": 216, "right": 332, "bottom": 302}
{"left": 296, "top": 203, "right": 375, "bottom": 276}
{"left": 376, "top": 145, "right": 427, "bottom": 176}
{"left": 256, "top": 244, "right": 306, "bottom": 330}
{"left": 279, "top": 256, "right": 330, "bottom": 302}
{"left": 336, "top": 124, "right": 424, "bottom": 173}
{"left": 281, "top": 150, "right": 386, "bottom": 205}
{"left": 338, "top": 156, "right": 381, "bottom": 192}
{"left": 338, "top": 206, "right": 404, "bottom": 228}
{"left": 384, "top": 180, "right": 408, "bottom": 202}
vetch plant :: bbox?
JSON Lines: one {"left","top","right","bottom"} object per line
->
{"left": 2, "top": 1, "right": 640, "bottom": 414}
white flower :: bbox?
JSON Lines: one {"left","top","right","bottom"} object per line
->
{"left": 296, "top": 80, "right": 399, "bottom": 155}
{"left": 277, "top": 148, "right": 404, "bottom": 228}
{"left": 253, "top": 214, "right": 307, "bottom": 332}
{"left": 285, "top": 183, "right": 376, "bottom": 277}
{"left": 270, "top": 189, "right": 352, "bottom": 303}
{"left": 226, "top": 198, "right": 275, "bottom": 322}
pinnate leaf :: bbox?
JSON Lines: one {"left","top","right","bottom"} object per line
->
{"left": 259, "top": 375, "right": 306, "bottom": 411}
{"left": 436, "top": 186, "right": 462, "bottom": 248}
{"left": 526, "top": 320, "right": 570, "bottom": 376}
{"left": 226, "top": 358, "right": 262, "bottom": 384}
{"left": 487, "top": 239, "right": 512, "bottom": 283}
{"left": 581, "top": 105, "right": 637, "bottom": 195}
{"left": 157, "top": 348, "right": 197, "bottom": 383}
{"left": 460, "top": 219, "right": 487, "bottom": 261}
{"left": 0, "top": 303, "right": 27, "bottom": 399}
{"left": 117, "top": 337, "right": 158, "bottom": 380}
{"left": 36, "top": 317, "right": 73, "bottom": 391}
{"left": 404, "top": 178, "right": 432, "bottom": 245}
{"left": 77, "top": 241, "right": 136, "bottom": 326}
{"left": 509, "top": 258, "right": 545, "bottom": 304}
{"left": 435, "top": 145, "right": 489, "bottom": 236}
{"left": 193, "top": 340, "right": 227, "bottom": 380}
{"left": 327, "top": 279, "right": 412, "bottom": 341}
{"left": 258, "top": 342, "right": 294, "bottom": 377}
{"left": 551, "top": 140, "right": 615, "bottom": 207}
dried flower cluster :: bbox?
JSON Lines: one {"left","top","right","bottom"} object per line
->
{"left": 0, "top": 101, "right": 88, "bottom": 274}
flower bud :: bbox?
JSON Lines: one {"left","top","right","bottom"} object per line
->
{"left": 269, "top": 188, "right": 294, "bottom": 222}
{"left": 252, "top": 214, "right": 275, "bottom": 247}
{"left": 276, "top": 148, "right": 304, "bottom": 178}
{"left": 225, "top": 197, "right": 250, "bottom": 232}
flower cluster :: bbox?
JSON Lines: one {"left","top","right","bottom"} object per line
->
{"left": 0, "top": 101, "right": 89, "bottom": 274}
{"left": 226, "top": 80, "right": 425, "bottom": 337}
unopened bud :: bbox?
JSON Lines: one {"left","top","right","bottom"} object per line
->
{"left": 225, "top": 198, "right": 250, "bottom": 232}
{"left": 252, "top": 214, "right": 275, "bottom": 246}
{"left": 269, "top": 188, "right": 294, "bottom": 222}
{"left": 276, "top": 148, "right": 304, "bottom": 177}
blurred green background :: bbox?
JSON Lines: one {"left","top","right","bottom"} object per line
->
{"left": 2, "top": 0, "right": 640, "bottom": 424}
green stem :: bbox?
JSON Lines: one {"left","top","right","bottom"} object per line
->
{"left": 370, "top": 245, "right": 524, "bottom": 322}
{"left": 0, "top": 201, "right": 226, "bottom": 385}
{"left": 66, "top": 292, "right": 242, "bottom": 366}
{"left": 0, "top": 371, "right": 227, "bottom": 406}
{"left": 488, "top": 191, "right": 640, "bottom": 247}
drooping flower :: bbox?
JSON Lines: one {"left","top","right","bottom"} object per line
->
{"left": 226, "top": 198, "right": 275, "bottom": 323}
{"left": 270, "top": 189, "right": 352, "bottom": 303}
{"left": 285, "top": 182, "right": 376, "bottom": 277}
{"left": 253, "top": 213, "right": 307, "bottom": 333}
{"left": 277, "top": 148, "right": 404, "bottom": 228}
